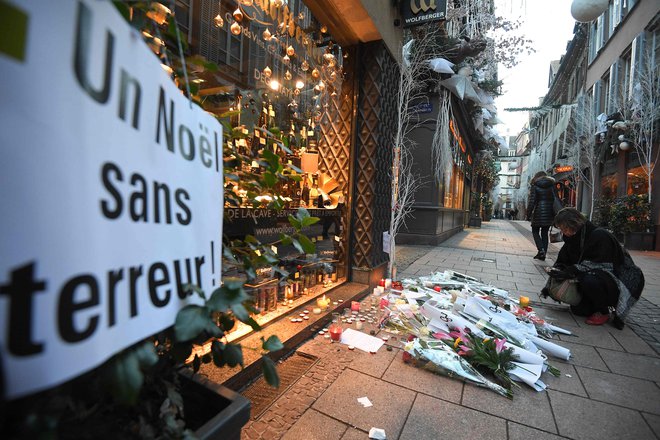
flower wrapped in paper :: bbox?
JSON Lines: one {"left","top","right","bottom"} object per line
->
{"left": 403, "top": 336, "right": 513, "bottom": 399}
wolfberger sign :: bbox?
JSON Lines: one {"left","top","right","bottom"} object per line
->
{"left": 0, "top": 0, "right": 223, "bottom": 399}
{"left": 401, "top": 0, "right": 448, "bottom": 28}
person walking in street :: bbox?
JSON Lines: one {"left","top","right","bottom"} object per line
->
{"left": 526, "top": 171, "right": 557, "bottom": 260}
{"left": 543, "top": 208, "right": 644, "bottom": 328}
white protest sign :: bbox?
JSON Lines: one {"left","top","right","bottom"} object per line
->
{"left": 0, "top": 0, "right": 223, "bottom": 399}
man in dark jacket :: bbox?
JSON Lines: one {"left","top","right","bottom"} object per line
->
{"left": 526, "top": 171, "right": 557, "bottom": 261}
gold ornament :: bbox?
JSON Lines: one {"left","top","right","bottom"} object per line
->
{"left": 301, "top": 60, "right": 309, "bottom": 71}
{"left": 262, "top": 28, "right": 271, "bottom": 40}
{"left": 232, "top": 8, "right": 243, "bottom": 22}
{"left": 214, "top": 14, "right": 224, "bottom": 28}
{"left": 317, "top": 80, "right": 325, "bottom": 91}
{"left": 284, "top": 70, "right": 292, "bottom": 80}
{"left": 311, "top": 68, "right": 320, "bottom": 78}
{"left": 283, "top": 54, "right": 290, "bottom": 64}
{"left": 320, "top": 25, "right": 328, "bottom": 33}
{"left": 263, "top": 66, "right": 272, "bottom": 78}
{"left": 286, "top": 45, "right": 295, "bottom": 56}
{"left": 230, "top": 22, "right": 242, "bottom": 35}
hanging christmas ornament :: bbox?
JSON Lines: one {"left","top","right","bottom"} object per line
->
{"left": 295, "top": 79, "right": 305, "bottom": 89}
{"left": 284, "top": 70, "right": 292, "bottom": 80}
{"left": 313, "top": 85, "right": 321, "bottom": 94}
{"left": 293, "top": 88, "right": 301, "bottom": 96}
{"left": 286, "top": 45, "right": 295, "bottom": 57}
{"left": 323, "top": 52, "right": 336, "bottom": 67}
{"left": 283, "top": 54, "right": 290, "bottom": 64}
{"left": 263, "top": 28, "right": 271, "bottom": 40}
{"left": 619, "top": 141, "right": 631, "bottom": 151}
{"left": 298, "top": 12, "right": 305, "bottom": 20}
{"left": 329, "top": 71, "right": 337, "bottom": 82}
{"left": 301, "top": 60, "right": 310, "bottom": 71}
{"left": 570, "top": 0, "right": 609, "bottom": 22}
{"left": 214, "top": 14, "right": 224, "bottom": 28}
{"left": 230, "top": 22, "right": 242, "bottom": 35}
{"left": 618, "top": 134, "right": 626, "bottom": 141}
{"left": 317, "top": 80, "right": 325, "bottom": 91}
{"left": 311, "top": 68, "right": 320, "bottom": 78}
{"left": 331, "top": 90, "right": 337, "bottom": 97}
{"left": 263, "top": 66, "right": 272, "bottom": 78}
{"left": 320, "top": 25, "right": 328, "bottom": 33}
{"left": 302, "top": 36, "right": 310, "bottom": 45}
{"left": 232, "top": 8, "right": 243, "bottom": 22}
{"left": 239, "top": 0, "right": 253, "bottom": 6}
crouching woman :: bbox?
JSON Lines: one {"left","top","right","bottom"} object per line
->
{"left": 542, "top": 208, "right": 644, "bottom": 329}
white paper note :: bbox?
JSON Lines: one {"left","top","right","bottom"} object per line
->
{"left": 340, "top": 328, "right": 385, "bottom": 353}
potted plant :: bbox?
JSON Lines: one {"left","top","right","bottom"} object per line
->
{"left": 609, "top": 194, "right": 654, "bottom": 250}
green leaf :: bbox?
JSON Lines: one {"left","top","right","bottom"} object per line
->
{"left": 244, "top": 317, "right": 262, "bottom": 331}
{"left": 291, "top": 238, "right": 304, "bottom": 254}
{"left": 301, "top": 216, "right": 320, "bottom": 227}
{"left": 231, "top": 303, "right": 250, "bottom": 322}
{"left": 211, "top": 340, "right": 226, "bottom": 367}
{"left": 262, "top": 335, "right": 284, "bottom": 352}
{"left": 296, "top": 234, "right": 316, "bottom": 254}
{"left": 175, "top": 305, "right": 211, "bottom": 342}
{"left": 262, "top": 356, "right": 280, "bottom": 388}
{"left": 134, "top": 341, "right": 158, "bottom": 368}
{"left": 262, "top": 171, "right": 277, "bottom": 187}
{"left": 223, "top": 343, "right": 244, "bottom": 368}
{"left": 207, "top": 284, "right": 250, "bottom": 312}
{"left": 288, "top": 214, "right": 302, "bottom": 229}
{"left": 182, "top": 283, "right": 205, "bottom": 300}
{"left": 107, "top": 352, "right": 143, "bottom": 405}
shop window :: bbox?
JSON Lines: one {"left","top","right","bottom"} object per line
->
{"left": 443, "top": 164, "right": 465, "bottom": 209}
{"left": 601, "top": 173, "right": 618, "bottom": 198}
{"left": 627, "top": 166, "right": 649, "bottom": 195}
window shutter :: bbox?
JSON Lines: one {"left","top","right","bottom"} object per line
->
{"left": 608, "top": 61, "right": 620, "bottom": 113}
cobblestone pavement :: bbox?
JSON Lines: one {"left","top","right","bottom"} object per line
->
{"left": 243, "top": 220, "right": 660, "bottom": 440}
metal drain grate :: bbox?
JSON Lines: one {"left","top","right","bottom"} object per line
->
{"left": 242, "top": 352, "right": 319, "bottom": 420}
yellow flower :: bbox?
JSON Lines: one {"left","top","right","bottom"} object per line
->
{"left": 453, "top": 337, "right": 462, "bottom": 349}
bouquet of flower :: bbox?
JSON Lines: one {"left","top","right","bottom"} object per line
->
{"left": 403, "top": 335, "right": 513, "bottom": 399}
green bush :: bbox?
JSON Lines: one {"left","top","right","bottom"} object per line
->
{"left": 609, "top": 194, "right": 652, "bottom": 236}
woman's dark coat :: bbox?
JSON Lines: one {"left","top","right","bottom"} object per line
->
{"left": 554, "top": 221, "right": 644, "bottom": 320}
{"left": 526, "top": 176, "right": 557, "bottom": 227}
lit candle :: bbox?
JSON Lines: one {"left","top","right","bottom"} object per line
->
{"left": 378, "top": 278, "right": 385, "bottom": 287}
{"left": 329, "top": 326, "right": 342, "bottom": 341}
{"left": 519, "top": 296, "right": 530, "bottom": 308}
{"left": 312, "top": 307, "right": 322, "bottom": 314}
{"left": 351, "top": 301, "right": 360, "bottom": 312}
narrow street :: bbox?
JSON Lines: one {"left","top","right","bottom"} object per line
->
{"left": 241, "top": 220, "right": 660, "bottom": 440}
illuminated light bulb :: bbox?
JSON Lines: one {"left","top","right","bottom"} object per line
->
{"left": 323, "top": 52, "right": 336, "bottom": 66}
{"left": 320, "top": 25, "right": 328, "bottom": 33}
{"left": 284, "top": 70, "right": 292, "bottom": 80}
{"left": 286, "top": 45, "right": 295, "bottom": 56}
{"left": 214, "top": 14, "right": 224, "bottom": 28}
{"left": 295, "top": 80, "right": 305, "bottom": 89}
{"left": 230, "top": 22, "right": 242, "bottom": 35}
{"left": 233, "top": 8, "right": 243, "bottom": 22}
{"left": 283, "top": 54, "right": 290, "bottom": 64}
{"left": 263, "top": 28, "right": 271, "bottom": 40}
{"left": 311, "top": 68, "right": 320, "bottom": 78}
{"left": 301, "top": 60, "right": 309, "bottom": 71}
{"left": 263, "top": 66, "right": 272, "bottom": 78}
{"left": 269, "top": 79, "right": 281, "bottom": 91}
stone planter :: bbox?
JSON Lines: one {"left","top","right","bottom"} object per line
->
{"left": 623, "top": 231, "right": 655, "bottom": 251}
{"left": 180, "top": 374, "right": 251, "bottom": 440}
